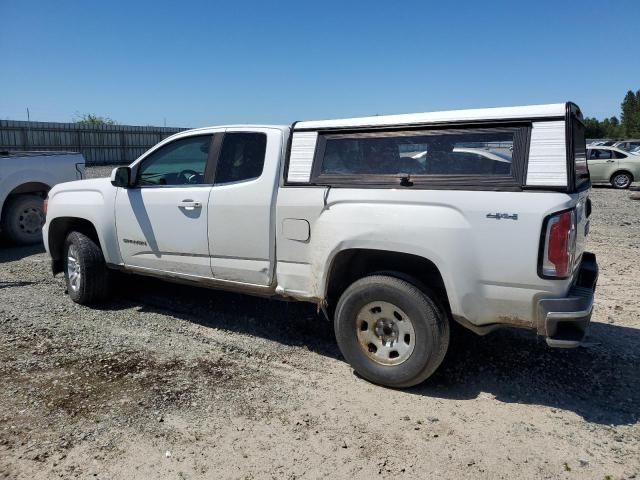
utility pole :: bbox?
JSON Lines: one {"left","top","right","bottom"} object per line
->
{"left": 26, "top": 108, "right": 30, "bottom": 122}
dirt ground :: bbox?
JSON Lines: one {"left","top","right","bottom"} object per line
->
{"left": 0, "top": 168, "right": 638, "bottom": 479}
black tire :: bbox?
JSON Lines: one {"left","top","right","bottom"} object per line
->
{"left": 334, "top": 274, "right": 449, "bottom": 388}
{"left": 611, "top": 171, "right": 633, "bottom": 189}
{"left": 63, "top": 231, "right": 111, "bottom": 305}
{"left": 1, "top": 194, "right": 45, "bottom": 245}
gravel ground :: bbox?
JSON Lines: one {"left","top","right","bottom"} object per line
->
{"left": 0, "top": 168, "right": 638, "bottom": 479}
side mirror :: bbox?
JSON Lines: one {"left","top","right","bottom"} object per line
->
{"left": 111, "top": 167, "right": 131, "bottom": 188}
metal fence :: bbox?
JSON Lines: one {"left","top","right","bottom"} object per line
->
{"left": 0, "top": 120, "right": 188, "bottom": 165}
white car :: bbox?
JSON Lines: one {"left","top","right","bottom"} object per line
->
{"left": 43, "top": 102, "right": 597, "bottom": 388}
{"left": 587, "top": 146, "right": 640, "bottom": 188}
{"left": 0, "top": 151, "right": 85, "bottom": 244}
{"left": 588, "top": 140, "right": 616, "bottom": 147}
{"left": 613, "top": 140, "right": 640, "bottom": 152}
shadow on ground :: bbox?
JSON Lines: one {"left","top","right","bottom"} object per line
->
{"left": 105, "top": 274, "right": 640, "bottom": 427}
{"left": 592, "top": 184, "right": 640, "bottom": 191}
{"left": 0, "top": 280, "right": 40, "bottom": 289}
{"left": 110, "top": 274, "right": 339, "bottom": 356}
{"left": 416, "top": 324, "right": 639, "bottom": 426}
{"left": 0, "top": 245, "right": 636, "bottom": 426}
{"left": 0, "top": 243, "right": 45, "bottom": 263}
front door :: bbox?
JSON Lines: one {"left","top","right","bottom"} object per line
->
{"left": 115, "top": 134, "right": 216, "bottom": 277}
{"left": 587, "top": 148, "right": 617, "bottom": 183}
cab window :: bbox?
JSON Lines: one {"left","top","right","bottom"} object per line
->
{"left": 137, "top": 135, "right": 212, "bottom": 186}
{"left": 215, "top": 133, "right": 267, "bottom": 184}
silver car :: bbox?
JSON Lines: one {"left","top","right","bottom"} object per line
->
{"left": 587, "top": 146, "right": 640, "bottom": 188}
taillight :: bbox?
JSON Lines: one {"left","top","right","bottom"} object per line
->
{"left": 540, "top": 209, "right": 577, "bottom": 278}
{"left": 43, "top": 198, "right": 48, "bottom": 216}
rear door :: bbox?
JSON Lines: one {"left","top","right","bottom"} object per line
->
{"left": 207, "top": 128, "right": 282, "bottom": 286}
{"left": 615, "top": 149, "right": 640, "bottom": 180}
{"left": 115, "top": 133, "right": 217, "bottom": 277}
{"left": 587, "top": 148, "right": 617, "bottom": 182}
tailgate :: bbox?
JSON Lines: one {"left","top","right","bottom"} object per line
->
{"left": 573, "top": 190, "right": 591, "bottom": 275}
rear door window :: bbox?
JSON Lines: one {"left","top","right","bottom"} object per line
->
{"left": 215, "top": 133, "right": 267, "bottom": 184}
{"left": 589, "top": 149, "right": 612, "bottom": 160}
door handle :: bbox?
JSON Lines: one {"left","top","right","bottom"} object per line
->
{"left": 606, "top": 160, "right": 615, "bottom": 163}
{"left": 177, "top": 200, "right": 202, "bottom": 210}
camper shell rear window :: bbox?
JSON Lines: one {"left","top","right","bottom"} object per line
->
{"left": 569, "top": 114, "right": 589, "bottom": 190}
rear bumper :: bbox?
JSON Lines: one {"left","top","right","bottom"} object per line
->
{"left": 537, "top": 252, "right": 598, "bottom": 348}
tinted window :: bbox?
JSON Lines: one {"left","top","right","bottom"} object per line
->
{"left": 215, "top": 133, "right": 267, "bottom": 184}
{"left": 614, "top": 150, "right": 628, "bottom": 159}
{"left": 137, "top": 135, "right": 212, "bottom": 186}
{"left": 589, "top": 149, "right": 612, "bottom": 160}
{"left": 319, "top": 130, "right": 514, "bottom": 176}
{"left": 572, "top": 119, "right": 588, "bottom": 177}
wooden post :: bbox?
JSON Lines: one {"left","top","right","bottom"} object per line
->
{"left": 21, "top": 127, "right": 28, "bottom": 150}
{"left": 120, "top": 131, "right": 127, "bottom": 164}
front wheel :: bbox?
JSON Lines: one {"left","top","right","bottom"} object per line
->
{"left": 334, "top": 274, "right": 449, "bottom": 388}
{"left": 611, "top": 172, "right": 633, "bottom": 189}
{"left": 63, "top": 231, "right": 111, "bottom": 305}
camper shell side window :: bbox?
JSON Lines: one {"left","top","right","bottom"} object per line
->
{"left": 308, "top": 124, "right": 532, "bottom": 190}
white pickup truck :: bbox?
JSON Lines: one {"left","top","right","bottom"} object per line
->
{"left": 1, "top": 151, "right": 85, "bottom": 244}
{"left": 43, "top": 103, "right": 598, "bottom": 388}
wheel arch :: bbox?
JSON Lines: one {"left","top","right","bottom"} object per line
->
{"left": 7, "top": 181, "right": 51, "bottom": 196}
{"left": 48, "top": 217, "right": 102, "bottom": 274}
{"left": 323, "top": 248, "right": 450, "bottom": 314}
{"left": 0, "top": 181, "right": 51, "bottom": 217}
{"left": 610, "top": 169, "right": 634, "bottom": 183}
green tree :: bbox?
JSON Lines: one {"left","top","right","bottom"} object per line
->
{"left": 620, "top": 90, "right": 640, "bottom": 137}
{"left": 608, "top": 116, "right": 624, "bottom": 138}
{"left": 584, "top": 89, "right": 640, "bottom": 139}
{"left": 602, "top": 117, "right": 624, "bottom": 138}
{"left": 74, "top": 113, "right": 117, "bottom": 126}
{"left": 584, "top": 117, "right": 605, "bottom": 138}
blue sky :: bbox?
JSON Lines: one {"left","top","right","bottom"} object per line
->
{"left": 1, "top": 0, "right": 638, "bottom": 127}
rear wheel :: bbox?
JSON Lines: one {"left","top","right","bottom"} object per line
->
{"left": 334, "top": 274, "right": 449, "bottom": 388}
{"left": 63, "top": 231, "right": 111, "bottom": 305}
{"left": 1, "top": 194, "right": 45, "bottom": 245}
{"left": 611, "top": 171, "right": 632, "bottom": 189}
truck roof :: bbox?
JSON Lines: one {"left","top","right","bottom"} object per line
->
{"left": 185, "top": 125, "right": 290, "bottom": 133}
{"left": 294, "top": 103, "right": 568, "bottom": 131}
{"left": 173, "top": 104, "right": 573, "bottom": 137}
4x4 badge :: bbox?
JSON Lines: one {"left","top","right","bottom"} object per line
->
{"left": 486, "top": 213, "right": 518, "bottom": 220}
